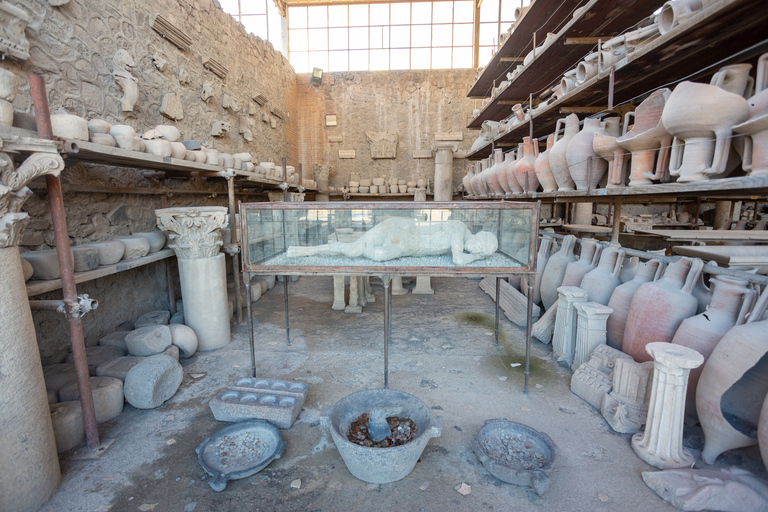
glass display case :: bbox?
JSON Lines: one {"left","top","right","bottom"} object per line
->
{"left": 240, "top": 202, "right": 539, "bottom": 276}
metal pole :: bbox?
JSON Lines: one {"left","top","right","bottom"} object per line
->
{"left": 494, "top": 276, "right": 501, "bottom": 347}
{"left": 227, "top": 176, "right": 243, "bottom": 324}
{"left": 524, "top": 282, "right": 534, "bottom": 395}
{"left": 30, "top": 74, "right": 100, "bottom": 450}
{"left": 283, "top": 276, "right": 290, "bottom": 346}
{"left": 244, "top": 276, "right": 256, "bottom": 377}
{"left": 282, "top": 156, "right": 288, "bottom": 202}
{"left": 383, "top": 275, "right": 391, "bottom": 389}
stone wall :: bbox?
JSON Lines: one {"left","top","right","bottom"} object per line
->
{"left": 8, "top": 0, "right": 297, "bottom": 363}
{"left": 295, "top": 69, "right": 479, "bottom": 192}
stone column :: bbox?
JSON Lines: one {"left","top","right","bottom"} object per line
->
{"left": 632, "top": 342, "right": 703, "bottom": 469}
{"left": 392, "top": 275, "right": 408, "bottom": 295}
{"left": 433, "top": 142, "right": 458, "bottom": 201}
{"left": 313, "top": 163, "right": 331, "bottom": 202}
{"left": 571, "top": 302, "right": 613, "bottom": 371}
{"left": 572, "top": 202, "right": 593, "bottom": 225}
{"left": 332, "top": 276, "right": 346, "bottom": 310}
{"left": 0, "top": 151, "right": 65, "bottom": 512}
{"left": 413, "top": 275, "right": 435, "bottom": 295}
{"left": 601, "top": 359, "right": 654, "bottom": 434}
{"left": 345, "top": 276, "right": 362, "bottom": 313}
{"left": 156, "top": 207, "right": 231, "bottom": 351}
{"left": 552, "top": 286, "right": 588, "bottom": 366}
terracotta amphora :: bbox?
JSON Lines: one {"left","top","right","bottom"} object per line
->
{"left": 616, "top": 88, "right": 672, "bottom": 186}
{"left": 515, "top": 137, "right": 539, "bottom": 193}
{"left": 672, "top": 275, "right": 756, "bottom": 418}
{"left": 497, "top": 151, "right": 515, "bottom": 195}
{"left": 606, "top": 259, "right": 665, "bottom": 350}
{"left": 533, "top": 236, "right": 556, "bottom": 305}
{"left": 472, "top": 160, "right": 488, "bottom": 196}
{"left": 485, "top": 149, "right": 506, "bottom": 196}
{"left": 567, "top": 117, "right": 608, "bottom": 190}
{"left": 663, "top": 81, "right": 750, "bottom": 182}
{"left": 593, "top": 117, "right": 629, "bottom": 188}
{"left": 710, "top": 63, "right": 754, "bottom": 99}
{"left": 549, "top": 114, "right": 580, "bottom": 191}
{"left": 535, "top": 134, "right": 558, "bottom": 192}
{"left": 504, "top": 146, "right": 524, "bottom": 194}
{"left": 734, "top": 56, "right": 768, "bottom": 178}
{"left": 622, "top": 257, "right": 704, "bottom": 362}
{"left": 658, "top": 0, "right": 703, "bottom": 35}
{"left": 760, "top": 394, "right": 768, "bottom": 471}
{"left": 462, "top": 164, "right": 474, "bottom": 196}
{"left": 560, "top": 238, "right": 602, "bottom": 288}
{"left": 697, "top": 285, "right": 768, "bottom": 465}
{"left": 619, "top": 255, "right": 640, "bottom": 283}
{"left": 539, "top": 235, "right": 578, "bottom": 310}
{"left": 580, "top": 245, "right": 626, "bottom": 305}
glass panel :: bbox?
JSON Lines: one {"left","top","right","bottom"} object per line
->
{"left": 241, "top": 15, "right": 268, "bottom": 38}
{"left": 411, "top": 47, "right": 430, "bottom": 69}
{"left": 454, "top": 1, "right": 474, "bottom": 22}
{"left": 390, "top": 25, "right": 410, "bottom": 48}
{"left": 432, "top": 47, "right": 451, "bottom": 68}
{"left": 370, "top": 49, "right": 389, "bottom": 70}
{"left": 307, "top": 5, "right": 328, "bottom": 28}
{"left": 500, "top": 0, "right": 517, "bottom": 21}
{"left": 432, "top": 24, "right": 452, "bottom": 46}
{"left": 500, "top": 22, "right": 513, "bottom": 38}
{"left": 478, "top": 22, "right": 499, "bottom": 46}
{"left": 349, "top": 27, "right": 368, "bottom": 50}
{"left": 349, "top": 49, "right": 369, "bottom": 70}
{"left": 290, "top": 51, "right": 309, "bottom": 73}
{"left": 328, "top": 5, "right": 348, "bottom": 27}
{"left": 411, "top": 25, "right": 431, "bottom": 47}
{"left": 288, "top": 6, "right": 307, "bottom": 29}
{"left": 453, "top": 23, "right": 473, "bottom": 46}
{"left": 452, "top": 46, "right": 473, "bottom": 68}
{"left": 370, "top": 3, "right": 389, "bottom": 24}
{"left": 308, "top": 50, "right": 329, "bottom": 72}
{"left": 391, "top": 49, "right": 410, "bottom": 70}
{"left": 478, "top": 45, "right": 494, "bottom": 66}
{"left": 219, "top": 0, "right": 239, "bottom": 15}
{"left": 433, "top": 1, "right": 452, "bottom": 23}
{"left": 267, "top": 8, "right": 282, "bottom": 49}
{"left": 411, "top": 2, "right": 431, "bottom": 23}
{"left": 349, "top": 4, "right": 369, "bottom": 26}
{"left": 329, "top": 50, "right": 349, "bottom": 72}
{"left": 390, "top": 2, "right": 411, "bottom": 24}
{"left": 241, "top": 0, "right": 266, "bottom": 15}
{"left": 480, "top": 0, "right": 499, "bottom": 22}
{"left": 370, "top": 25, "right": 384, "bottom": 49}
{"left": 308, "top": 28, "right": 328, "bottom": 51}
{"left": 329, "top": 28, "right": 348, "bottom": 50}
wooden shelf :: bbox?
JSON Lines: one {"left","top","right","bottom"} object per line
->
{"left": 467, "top": 0, "right": 768, "bottom": 158}
{"left": 26, "top": 248, "right": 175, "bottom": 297}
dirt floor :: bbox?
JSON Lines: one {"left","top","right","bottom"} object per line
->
{"left": 41, "top": 276, "right": 767, "bottom": 512}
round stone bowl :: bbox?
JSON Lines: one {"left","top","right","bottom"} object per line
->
{"left": 321, "top": 388, "right": 441, "bottom": 484}
{"left": 196, "top": 420, "right": 285, "bottom": 492}
{"left": 472, "top": 418, "right": 557, "bottom": 495}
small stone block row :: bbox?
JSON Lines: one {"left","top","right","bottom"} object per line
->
{"left": 209, "top": 378, "right": 309, "bottom": 429}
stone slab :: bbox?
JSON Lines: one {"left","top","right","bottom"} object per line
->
{"left": 96, "top": 356, "right": 145, "bottom": 381}
{"left": 65, "top": 345, "right": 126, "bottom": 375}
{"left": 99, "top": 330, "right": 131, "bottom": 352}
{"left": 209, "top": 377, "right": 309, "bottom": 429}
{"left": 123, "top": 355, "right": 183, "bottom": 409}
{"left": 50, "top": 401, "right": 84, "bottom": 453}
{"left": 58, "top": 376, "right": 124, "bottom": 424}
{"left": 125, "top": 324, "right": 172, "bottom": 356}
{"left": 338, "top": 150, "right": 356, "bottom": 159}
{"left": 412, "top": 149, "right": 433, "bottom": 159}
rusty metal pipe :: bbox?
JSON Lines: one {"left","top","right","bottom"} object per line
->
{"left": 227, "top": 176, "right": 243, "bottom": 324}
{"left": 30, "top": 74, "right": 100, "bottom": 450}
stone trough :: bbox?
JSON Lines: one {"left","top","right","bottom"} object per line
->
{"left": 209, "top": 377, "right": 308, "bottom": 429}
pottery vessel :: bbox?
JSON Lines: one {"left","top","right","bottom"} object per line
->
{"left": 760, "top": 394, "right": 768, "bottom": 471}
{"left": 485, "top": 149, "right": 505, "bottom": 196}
{"left": 619, "top": 255, "right": 640, "bottom": 283}
{"left": 504, "top": 150, "right": 524, "bottom": 195}
{"left": 549, "top": 114, "right": 580, "bottom": 191}
{"left": 471, "top": 161, "right": 487, "bottom": 196}
{"left": 658, "top": 0, "right": 703, "bottom": 35}
{"left": 593, "top": 117, "right": 628, "bottom": 188}
{"left": 515, "top": 137, "right": 539, "bottom": 193}
{"left": 561, "top": 238, "right": 602, "bottom": 288}
{"left": 533, "top": 237, "right": 555, "bottom": 305}
{"left": 155, "top": 125, "right": 181, "bottom": 142}
{"left": 672, "top": 275, "right": 755, "bottom": 416}
{"left": 617, "top": 89, "right": 672, "bottom": 186}
{"left": 560, "top": 69, "right": 578, "bottom": 96}
{"left": 143, "top": 138, "right": 172, "bottom": 157}
{"left": 606, "top": 259, "right": 664, "bottom": 350}
{"left": 50, "top": 110, "right": 89, "bottom": 141}
{"left": 535, "top": 134, "right": 558, "bottom": 192}
{"left": 622, "top": 257, "right": 703, "bottom": 362}
{"left": 539, "top": 235, "right": 578, "bottom": 310}
{"left": 87, "top": 119, "right": 110, "bottom": 134}
{"left": 169, "top": 142, "right": 187, "bottom": 160}
{"left": 567, "top": 117, "right": 608, "bottom": 190}
{"left": 580, "top": 245, "right": 625, "bottom": 305}
{"left": 90, "top": 133, "right": 116, "bottom": 146}
{"left": 575, "top": 52, "right": 599, "bottom": 85}
{"left": 734, "top": 56, "right": 768, "bottom": 177}
{"left": 697, "top": 286, "right": 768, "bottom": 464}
{"left": 711, "top": 63, "right": 753, "bottom": 98}
{"left": 663, "top": 81, "right": 750, "bottom": 182}
{"left": 496, "top": 152, "right": 514, "bottom": 195}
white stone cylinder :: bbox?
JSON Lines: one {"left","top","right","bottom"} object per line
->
{"left": 0, "top": 246, "right": 61, "bottom": 511}
{"left": 433, "top": 142, "right": 458, "bottom": 201}
{"left": 178, "top": 253, "right": 231, "bottom": 350}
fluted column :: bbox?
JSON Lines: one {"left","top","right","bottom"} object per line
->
{"left": 572, "top": 302, "right": 613, "bottom": 371}
{"left": 332, "top": 276, "right": 346, "bottom": 310}
{"left": 156, "top": 207, "right": 231, "bottom": 350}
{"left": 433, "top": 141, "right": 458, "bottom": 201}
{"left": 632, "top": 342, "right": 703, "bottom": 469}
{"left": 552, "top": 286, "right": 588, "bottom": 366}
{"left": 346, "top": 276, "right": 362, "bottom": 313}
{"left": 0, "top": 151, "right": 64, "bottom": 512}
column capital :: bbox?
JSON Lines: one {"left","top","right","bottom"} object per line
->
{"left": 433, "top": 141, "right": 458, "bottom": 152}
{"left": 155, "top": 206, "right": 228, "bottom": 259}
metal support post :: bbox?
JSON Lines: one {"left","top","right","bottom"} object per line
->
{"left": 244, "top": 275, "right": 257, "bottom": 377}
{"left": 494, "top": 276, "right": 501, "bottom": 347}
{"left": 524, "top": 282, "right": 534, "bottom": 395}
{"left": 159, "top": 177, "right": 176, "bottom": 316}
{"left": 382, "top": 274, "right": 392, "bottom": 389}
{"left": 226, "top": 174, "right": 243, "bottom": 324}
{"left": 284, "top": 276, "right": 290, "bottom": 346}
{"left": 30, "top": 74, "right": 100, "bottom": 450}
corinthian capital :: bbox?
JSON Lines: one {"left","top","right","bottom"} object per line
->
{"left": 155, "top": 206, "right": 228, "bottom": 259}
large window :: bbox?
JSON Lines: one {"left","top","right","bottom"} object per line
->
{"left": 288, "top": 1, "right": 475, "bottom": 72}
{"left": 220, "top": 0, "right": 284, "bottom": 52}
{"left": 478, "top": 0, "right": 517, "bottom": 67}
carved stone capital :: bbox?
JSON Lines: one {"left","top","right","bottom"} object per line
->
{"left": 0, "top": 1, "right": 30, "bottom": 61}
{"left": 155, "top": 207, "right": 228, "bottom": 259}
{"left": 366, "top": 132, "right": 398, "bottom": 159}
{"left": 312, "top": 163, "right": 331, "bottom": 182}
{"left": 433, "top": 141, "right": 459, "bottom": 152}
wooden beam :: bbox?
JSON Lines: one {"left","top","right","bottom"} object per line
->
{"left": 500, "top": 56, "right": 525, "bottom": 62}
{"left": 559, "top": 106, "right": 608, "bottom": 114}
{"left": 564, "top": 37, "right": 609, "bottom": 45}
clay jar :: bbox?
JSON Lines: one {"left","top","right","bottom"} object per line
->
{"left": 514, "top": 137, "right": 539, "bottom": 193}
{"left": 622, "top": 257, "right": 703, "bottom": 362}
{"left": 671, "top": 275, "right": 755, "bottom": 417}
{"left": 535, "top": 134, "right": 558, "bottom": 192}
{"left": 616, "top": 89, "right": 672, "bottom": 186}
{"left": 549, "top": 114, "right": 580, "bottom": 191}
{"left": 696, "top": 286, "right": 768, "bottom": 465}
{"left": 580, "top": 245, "right": 626, "bottom": 305}
{"left": 485, "top": 149, "right": 506, "bottom": 196}
{"left": 658, "top": 0, "right": 703, "bottom": 35}
{"left": 503, "top": 149, "right": 524, "bottom": 195}
{"left": 761, "top": 394, "right": 768, "bottom": 471}
{"left": 606, "top": 259, "right": 664, "bottom": 350}
{"left": 462, "top": 166, "right": 474, "bottom": 196}
{"left": 497, "top": 152, "right": 515, "bottom": 195}
{"left": 663, "top": 81, "right": 750, "bottom": 182}
{"left": 567, "top": 117, "right": 608, "bottom": 190}
{"left": 539, "top": 235, "right": 578, "bottom": 310}
{"left": 560, "top": 238, "right": 602, "bottom": 288}
{"left": 593, "top": 117, "right": 628, "bottom": 188}
{"left": 533, "top": 237, "right": 556, "bottom": 305}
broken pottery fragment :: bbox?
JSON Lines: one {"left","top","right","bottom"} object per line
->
{"left": 123, "top": 355, "right": 183, "bottom": 409}
{"left": 58, "top": 376, "right": 124, "bottom": 423}
{"left": 125, "top": 324, "right": 172, "bottom": 356}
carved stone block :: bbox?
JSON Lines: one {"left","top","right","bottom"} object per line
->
{"left": 222, "top": 93, "right": 239, "bottom": 112}
{"left": 571, "top": 344, "right": 631, "bottom": 409}
{"left": 160, "top": 93, "right": 184, "bottom": 121}
{"left": 412, "top": 149, "right": 433, "bottom": 159}
{"left": 203, "top": 56, "right": 228, "bottom": 79}
{"left": 366, "top": 132, "right": 398, "bottom": 159}
{"left": 601, "top": 359, "right": 653, "bottom": 433}
{"left": 0, "top": 2, "right": 30, "bottom": 60}
{"left": 150, "top": 14, "right": 193, "bottom": 50}
{"left": 339, "top": 150, "right": 356, "bottom": 159}
{"left": 571, "top": 302, "right": 613, "bottom": 371}
{"left": 435, "top": 132, "right": 464, "bottom": 141}
{"left": 552, "top": 286, "right": 588, "bottom": 366}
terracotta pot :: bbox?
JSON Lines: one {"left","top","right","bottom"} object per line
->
{"left": 575, "top": 52, "right": 599, "bottom": 85}
{"left": 539, "top": 235, "right": 578, "bottom": 310}
{"left": 672, "top": 275, "right": 756, "bottom": 417}
{"left": 663, "top": 81, "right": 750, "bottom": 182}
{"left": 549, "top": 114, "right": 579, "bottom": 191}
{"left": 622, "top": 257, "right": 703, "bottom": 362}
{"left": 747, "top": 53, "right": 768, "bottom": 117}
{"left": 515, "top": 137, "right": 539, "bottom": 193}
{"left": 733, "top": 110, "right": 768, "bottom": 177}
{"left": 560, "top": 238, "right": 602, "bottom": 288}
{"left": 472, "top": 161, "right": 488, "bottom": 196}
{"left": 619, "top": 255, "right": 639, "bottom": 283}
{"left": 593, "top": 117, "right": 628, "bottom": 188}
{"left": 560, "top": 69, "right": 578, "bottom": 96}
{"left": 711, "top": 63, "right": 754, "bottom": 98}
{"left": 462, "top": 166, "right": 473, "bottom": 196}
{"left": 533, "top": 237, "right": 556, "bottom": 305}
{"left": 567, "top": 117, "right": 608, "bottom": 190}
{"left": 485, "top": 149, "right": 506, "bottom": 196}
{"left": 760, "top": 394, "right": 768, "bottom": 471}
{"left": 697, "top": 286, "right": 768, "bottom": 464}
{"left": 497, "top": 152, "right": 515, "bottom": 195}
{"left": 658, "top": 0, "right": 703, "bottom": 35}
{"left": 503, "top": 149, "right": 524, "bottom": 195}
{"left": 606, "top": 259, "right": 665, "bottom": 350}
{"left": 535, "top": 134, "right": 558, "bottom": 192}
{"left": 616, "top": 88, "right": 672, "bottom": 186}
{"left": 580, "top": 245, "right": 625, "bottom": 305}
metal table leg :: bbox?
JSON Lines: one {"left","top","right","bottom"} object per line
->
{"left": 382, "top": 275, "right": 392, "bottom": 389}
{"left": 494, "top": 276, "right": 501, "bottom": 347}
{"left": 284, "top": 275, "right": 290, "bottom": 346}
